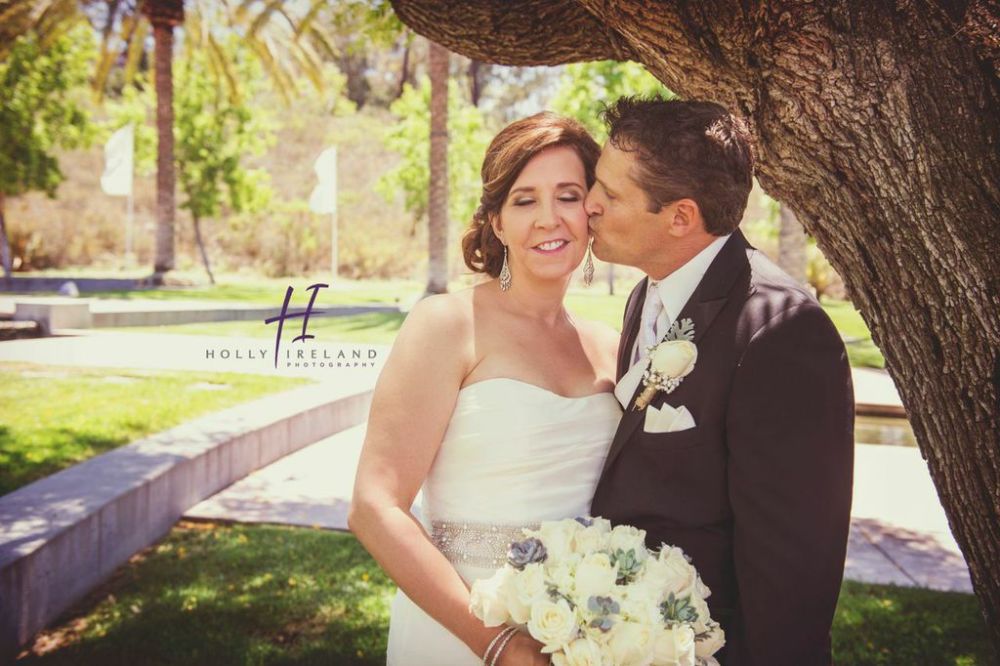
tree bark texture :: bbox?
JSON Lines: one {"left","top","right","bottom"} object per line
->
{"left": 192, "top": 215, "right": 215, "bottom": 285}
{"left": 392, "top": 0, "right": 1000, "bottom": 648}
{"left": 427, "top": 39, "right": 450, "bottom": 295}
{"left": 145, "top": 0, "right": 183, "bottom": 279}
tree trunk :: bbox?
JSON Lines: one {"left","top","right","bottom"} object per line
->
{"left": 339, "top": 51, "right": 371, "bottom": 109}
{"left": 149, "top": 16, "right": 177, "bottom": 282}
{"left": 391, "top": 0, "right": 1000, "bottom": 649}
{"left": 468, "top": 59, "right": 482, "bottom": 106}
{"left": 396, "top": 39, "right": 413, "bottom": 100}
{"left": 426, "top": 40, "right": 449, "bottom": 295}
{"left": 777, "top": 204, "right": 807, "bottom": 286}
{"left": 0, "top": 191, "right": 11, "bottom": 281}
{"left": 192, "top": 214, "right": 215, "bottom": 285}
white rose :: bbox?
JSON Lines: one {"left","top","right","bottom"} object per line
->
{"left": 609, "top": 524, "right": 648, "bottom": 556}
{"left": 506, "top": 563, "right": 546, "bottom": 624}
{"left": 589, "top": 517, "right": 613, "bottom": 534}
{"left": 469, "top": 568, "right": 512, "bottom": 627}
{"left": 608, "top": 620, "right": 656, "bottom": 666}
{"left": 552, "top": 637, "right": 605, "bottom": 666}
{"left": 574, "top": 552, "right": 618, "bottom": 600}
{"left": 694, "top": 624, "right": 726, "bottom": 659}
{"left": 650, "top": 340, "right": 697, "bottom": 378}
{"left": 689, "top": 594, "right": 712, "bottom": 635}
{"left": 639, "top": 558, "right": 676, "bottom": 603}
{"left": 574, "top": 524, "right": 611, "bottom": 554}
{"left": 548, "top": 558, "right": 578, "bottom": 596}
{"left": 527, "top": 598, "right": 579, "bottom": 652}
{"left": 530, "top": 519, "right": 581, "bottom": 562}
{"left": 619, "top": 586, "right": 661, "bottom": 625}
{"left": 652, "top": 625, "right": 695, "bottom": 666}
{"left": 652, "top": 546, "right": 697, "bottom": 597}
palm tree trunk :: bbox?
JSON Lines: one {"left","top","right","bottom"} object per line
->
{"left": 144, "top": 0, "right": 184, "bottom": 282}
{"left": 151, "top": 21, "right": 175, "bottom": 280}
{"left": 426, "top": 40, "right": 449, "bottom": 295}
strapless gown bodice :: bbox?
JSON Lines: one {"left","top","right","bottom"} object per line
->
{"left": 386, "top": 377, "right": 622, "bottom": 665}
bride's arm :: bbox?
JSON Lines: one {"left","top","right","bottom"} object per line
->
{"left": 348, "top": 296, "right": 543, "bottom": 663}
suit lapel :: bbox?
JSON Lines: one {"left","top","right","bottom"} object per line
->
{"left": 601, "top": 231, "right": 753, "bottom": 476}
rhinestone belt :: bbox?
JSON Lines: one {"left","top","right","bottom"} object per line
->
{"left": 429, "top": 519, "right": 540, "bottom": 569}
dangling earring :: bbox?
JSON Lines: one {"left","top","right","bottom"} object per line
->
{"left": 499, "top": 245, "right": 512, "bottom": 291}
{"left": 583, "top": 237, "right": 595, "bottom": 287}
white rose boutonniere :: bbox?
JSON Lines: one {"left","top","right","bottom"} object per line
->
{"left": 634, "top": 318, "right": 697, "bottom": 411}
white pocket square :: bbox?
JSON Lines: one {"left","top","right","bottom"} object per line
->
{"left": 643, "top": 403, "right": 696, "bottom": 434}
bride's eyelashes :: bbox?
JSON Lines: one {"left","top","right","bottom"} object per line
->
{"left": 511, "top": 195, "right": 583, "bottom": 207}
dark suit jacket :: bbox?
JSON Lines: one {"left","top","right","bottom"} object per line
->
{"left": 591, "top": 230, "right": 854, "bottom": 665}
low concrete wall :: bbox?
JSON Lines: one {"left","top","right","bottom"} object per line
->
{"left": 90, "top": 304, "right": 399, "bottom": 328}
{"left": 0, "top": 276, "right": 150, "bottom": 292}
{"left": 13, "top": 299, "right": 93, "bottom": 334}
{"left": 6, "top": 297, "right": 400, "bottom": 330}
{"left": 0, "top": 382, "right": 373, "bottom": 661}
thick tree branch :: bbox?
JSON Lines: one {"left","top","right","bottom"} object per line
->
{"left": 389, "top": 0, "right": 635, "bottom": 64}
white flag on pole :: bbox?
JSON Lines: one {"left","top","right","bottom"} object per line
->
{"left": 308, "top": 147, "right": 338, "bottom": 214}
{"left": 101, "top": 123, "right": 134, "bottom": 196}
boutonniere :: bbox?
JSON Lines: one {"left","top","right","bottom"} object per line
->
{"left": 634, "top": 318, "right": 697, "bottom": 411}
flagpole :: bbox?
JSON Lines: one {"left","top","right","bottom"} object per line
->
{"left": 126, "top": 188, "right": 134, "bottom": 265}
{"left": 330, "top": 147, "right": 338, "bottom": 281}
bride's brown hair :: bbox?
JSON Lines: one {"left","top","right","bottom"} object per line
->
{"left": 462, "top": 112, "right": 600, "bottom": 277}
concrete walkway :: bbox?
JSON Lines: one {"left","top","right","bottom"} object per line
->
{"left": 185, "top": 425, "right": 973, "bottom": 594}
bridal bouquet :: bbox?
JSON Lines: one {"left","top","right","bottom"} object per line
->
{"left": 469, "top": 517, "right": 724, "bottom": 666}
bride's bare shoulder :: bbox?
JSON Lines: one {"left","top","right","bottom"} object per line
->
{"left": 398, "top": 287, "right": 477, "bottom": 343}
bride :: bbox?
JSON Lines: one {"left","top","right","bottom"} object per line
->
{"left": 349, "top": 112, "right": 623, "bottom": 665}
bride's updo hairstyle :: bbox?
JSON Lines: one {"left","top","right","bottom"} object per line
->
{"left": 462, "top": 112, "right": 600, "bottom": 277}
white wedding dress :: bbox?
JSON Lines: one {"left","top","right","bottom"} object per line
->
{"left": 385, "top": 377, "right": 622, "bottom": 665}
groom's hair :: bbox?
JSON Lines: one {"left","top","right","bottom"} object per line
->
{"left": 602, "top": 96, "right": 754, "bottom": 236}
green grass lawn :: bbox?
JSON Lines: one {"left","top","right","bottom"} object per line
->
{"left": 17, "top": 523, "right": 994, "bottom": 665}
{"left": 109, "top": 311, "right": 406, "bottom": 346}
{"left": 18, "top": 523, "right": 394, "bottom": 666}
{"left": 0, "top": 363, "right": 311, "bottom": 496}
{"left": 834, "top": 581, "right": 994, "bottom": 665}
{"left": 822, "top": 297, "right": 886, "bottom": 369}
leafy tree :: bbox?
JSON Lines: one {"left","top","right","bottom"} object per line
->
{"left": 0, "top": 22, "right": 96, "bottom": 278}
{"left": 377, "top": 76, "right": 490, "bottom": 253}
{"left": 173, "top": 39, "right": 274, "bottom": 284}
{"left": 550, "top": 60, "right": 673, "bottom": 142}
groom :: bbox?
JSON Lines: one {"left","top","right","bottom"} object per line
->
{"left": 587, "top": 97, "right": 854, "bottom": 665}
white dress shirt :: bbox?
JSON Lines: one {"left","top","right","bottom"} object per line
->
{"left": 614, "top": 234, "right": 732, "bottom": 409}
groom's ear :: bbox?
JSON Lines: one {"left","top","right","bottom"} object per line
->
{"left": 667, "top": 198, "right": 704, "bottom": 238}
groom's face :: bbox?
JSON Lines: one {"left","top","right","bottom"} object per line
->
{"left": 585, "top": 143, "right": 674, "bottom": 270}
